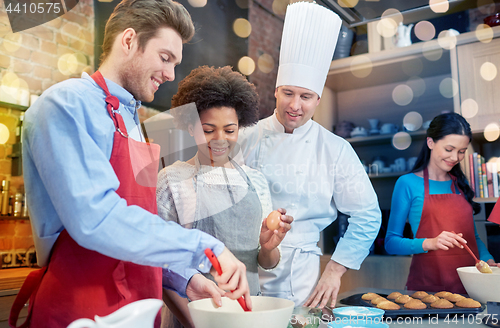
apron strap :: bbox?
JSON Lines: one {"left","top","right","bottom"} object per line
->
{"left": 9, "top": 267, "right": 47, "bottom": 328}
{"left": 423, "top": 168, "right": 430, "bottom": 196}
{"left": 90, "top": 71, "right": 129, "bottom": 138}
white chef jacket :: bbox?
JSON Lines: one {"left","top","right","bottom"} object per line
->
{"left": 237, "top": 112, "right": 381, "bottom": 305}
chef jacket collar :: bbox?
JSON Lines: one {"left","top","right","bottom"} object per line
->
{"left": 271, "top": 110, "right": 313, "bottom": 135}
{"left": 82, "top": 72, "right": 141, "bottom": 116}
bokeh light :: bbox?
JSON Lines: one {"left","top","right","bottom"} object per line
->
{"left": 480, "top": 62, "right": 497, "bottom": 81}
{"left": 403, "top": 111, "right": 423, "bottom": 131}
{"left": 475, "top": 24, "right": 493, "bottom": 43}
{"left": 235, "top": 0, "right": 249, "bottom": 9}
{"left": 393, "top": 132, "right": 412, "bottom": 150}
{"left": 2, "top": 33, "right": 22, "bottom": 53}
{"left": 461, "top": 99, "right": 479, "bottom": 119}
{"left": 392, "top": 84, "right": 413, "bottom": 106}
{"left": 350, "top": 55, "right": 373, "bottom": 78}
{"left": 477, "top": 0, "right": 496, "bottom": 15}
{"left": 233, "top": 18, "right": 252, "bottom": 38}
{"left": 406, "top": 76, "right": 426, "bottom": 97}
{"left": 437, "top": 30, "right": 457, "bottom": 50}
{"left": 429, "top": 0, "right": 449, "bottom": 13}
{"left": 402, "top": 58, "right": 423, "bottom": 76}
{"left": 0, "top": 124, "right": 9, "bottom": 144}
{"left": 439, "top": 77, "right": 459, "bottom": 98}
{"left": 58, "top": 53, "right": 79, "bottom": 76}
{"left": 272, "top": 0, "right": 288, "bottom": 15}
{"left": 414, "top": 21, "right": 436, "bottom": 41}
{"left": 0, "top": 72, "right": 29, "bottom": 106}
{"left": 188, "top": 0, "right": 207, "bottom": 7}
{"left": 238, "top": 56, "right": 255, "bottom": 76}
{"left": 422, "top": 41, "right": 443, "bottom": 61}
{"left": 338, "top": 0, "right": 359, "bottom": 8}
{"left": 258, "top": 53, "right": 274, "bottom": 74}
{"left": 376, "top": 9, "right": 403, "bottom": 38}
{"left": 484, "top": 123, "right": 500, "bottom": 142}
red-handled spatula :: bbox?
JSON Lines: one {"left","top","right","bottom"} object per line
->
{"left": 204, "top": 248, "right": 251, "bottom": 311}
{"left": 453, "top": 232, "right": 492, "bottom": 274}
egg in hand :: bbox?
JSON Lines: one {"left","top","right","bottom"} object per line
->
{"left": 266, "top": 210, "right": 281, "bottom": 231}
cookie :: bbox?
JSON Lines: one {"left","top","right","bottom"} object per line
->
{"left": 377, "top": 300, "right": 401, "bottom": 310}
{"left": 362, "top": 292, "right": 380, "bottom": 301}
{"left": 421, "top": 295, "right": 440, "bottom": 303}
{"left": 371, "top": 296, "right": 388, "bottom": 305}
{"left": 456, "top": 298, "right": 481, "bottom": 308}
{"left": 431, "top": 299, "right": 454, "bottom": 309}
{"left": 387, "top": 292, "right": 402, "bottom": 300}
{"left": 434, "top": 291, "right": 451, "bottom": 298}
{"left": 411, "top": 291, "right": 429, "bottom": 299}
{"left": 404, "top": 299, "right": 427, "bottom": 310}
{"left": 445, "top": 293, "right": 465, "bottom": 303}
{"left": 395, "top": 294, "right": 413, "bottom": 304}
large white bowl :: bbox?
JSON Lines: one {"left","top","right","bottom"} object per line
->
{"left": 457, "top": 266, "right": 500, "bottom": 303}
{"left": 188, "top": 296, "right": 294, "bottom": 328}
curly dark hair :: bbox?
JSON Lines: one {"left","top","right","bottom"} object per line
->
{"left": 411, "top": 112, "right": 480, "bottom": 215}
{"left": 170, "top": 66, "right": 259, "bottom": 129}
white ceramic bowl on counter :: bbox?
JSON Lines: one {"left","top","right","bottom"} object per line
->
{"left": 188, "top": 296, "right": 294, "bottom": 328}
{"left": 457, "top": 266, "right": 500, "bottom": 303}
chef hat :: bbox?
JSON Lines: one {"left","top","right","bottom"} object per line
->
{"left": 276, "top": 2, "right": 342, "bottom": 97}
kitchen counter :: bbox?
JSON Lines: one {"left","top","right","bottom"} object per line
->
{"left": 317, "top": 287, "right": 496, "bottom": 327}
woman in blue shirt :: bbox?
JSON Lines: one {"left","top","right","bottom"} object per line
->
{"left": 385, "top": 112, "right": 496, "bottom": 293}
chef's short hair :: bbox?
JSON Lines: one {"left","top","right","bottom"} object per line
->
{"left": 100, "top": 0, "right": 194, "bottom": 63}
{"left": 171, "top": 66, "right": 260, "bottom": 130}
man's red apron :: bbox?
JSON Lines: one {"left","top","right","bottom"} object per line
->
{"left": 9, "top": 71, "right": 162, "bottom": 328}
{"left": 488, "top": 199, "right": 500, "bottom": 225}
{"left": 406, "top": 168, "right": 478, "bottom": 294}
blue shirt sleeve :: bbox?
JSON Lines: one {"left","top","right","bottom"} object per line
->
{"left": 385, "top": 175, "right": 426, "bottom": 255}
{"left": 23, "top": 76, "right": 225, "bottom": 296}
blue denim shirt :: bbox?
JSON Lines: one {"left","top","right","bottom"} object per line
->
{"left": 23, "top": 72, "right": 224, "bottom": 297}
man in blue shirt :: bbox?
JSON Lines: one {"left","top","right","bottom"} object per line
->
{"left": 10, "top": 0, "right": 250, "bottom": 327}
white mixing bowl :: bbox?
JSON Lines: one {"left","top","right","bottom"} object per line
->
{"left": 188, "top": 296, "right": 294, "bottom": 328}
{"left": 457, "top": 266, "right": 500, "bottom": 303}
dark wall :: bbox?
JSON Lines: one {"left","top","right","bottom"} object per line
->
{"left": 94, "top": 0, "right": 248, "bottom": 111}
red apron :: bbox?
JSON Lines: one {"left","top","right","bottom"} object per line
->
{"left": 406, "top": 168, "right": 478, "bottom": 294}
{"left": 9, "top": 71, "right": 162, "bottom": 328}
{"left": 488, "top": 198, "right": 500, "bottom": 225}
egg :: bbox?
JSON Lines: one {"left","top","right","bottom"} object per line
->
{"left": 266, "top": 210, "right": 281, "bottom": 231}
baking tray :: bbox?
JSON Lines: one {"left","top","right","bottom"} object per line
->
{"left": 339, "top": 293, "right": 485, "bottom": 318}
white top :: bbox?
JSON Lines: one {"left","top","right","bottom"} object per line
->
{"left": 157, "top": 160, "right": 273, "bottom": 232}
{"left": 237, "top": 112, "right": 382, "bottom": 270}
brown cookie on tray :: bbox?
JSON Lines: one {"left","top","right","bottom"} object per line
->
{"left": 434, "top": 291, "right": 451, "bottom": 298}
{"left": 377, "top": 300, "right": 401, "bottom": 310}
{"left": 361, "top": 292, "right": 380, "bottom": 301}
{"left": 431, "top": 299, "right": 454, "bottom": 309}
{"left": 411, "top": 291, "right": 429, "bottom": 299}
{"left": 371, "top": 296, "right": 388, "bottom": 305}
{"left": 445, "top": 293, "right": 466, "bottom": 303}
{"left": 421, "top": 294, "right": 440, "bottom": 303}
{"left": 404, "top": 299, "right": 427, "bottom": 310}
{"left": 456, "top": 298, "right": 481, "bottom": 308}
{"left": 394, "top": 294, "right": 413, "bottom": 304}
{"left": 387, "top": 291, "right": 402, "bottom": 300}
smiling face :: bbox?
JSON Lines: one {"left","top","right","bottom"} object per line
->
{"left": 120, "top": 27, "right": 182, "bottom": 102}
{"left": 274, "top": 85, "right": 320, "bottom": 133}
{"left": 188, "top": 106, "right": 239, "bottom": 167}
{"left": 427, "top": 134, "right": 470, "bottom": 174}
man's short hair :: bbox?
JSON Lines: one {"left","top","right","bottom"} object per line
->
{"left": 100, "top": 0, "right": 195, "bottom": 63}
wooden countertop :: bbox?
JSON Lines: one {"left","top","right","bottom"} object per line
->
{"left": 0, "top": 268, "right": 39, "bottom": 291}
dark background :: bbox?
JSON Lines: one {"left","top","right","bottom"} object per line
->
{"left": 93, "top": 0, "right": 249, "bottom": 111}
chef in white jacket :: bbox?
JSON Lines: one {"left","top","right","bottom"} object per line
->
{"left": 237, "top": 2, "right": 382, "bottom": 308}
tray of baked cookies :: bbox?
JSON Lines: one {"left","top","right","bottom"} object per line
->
{"left": 339, "top": 290, "right": 485, "bottom": 318}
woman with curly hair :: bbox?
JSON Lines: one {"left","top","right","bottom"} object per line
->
{"left": 385, "top": 112, "right": 496, "bottom": 293}
{"left": 156, "top": 66, "right": 293, "bottom": 327}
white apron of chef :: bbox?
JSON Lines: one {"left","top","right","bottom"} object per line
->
{"left": 192, "top": 156, "right": 263, "bottom": 295}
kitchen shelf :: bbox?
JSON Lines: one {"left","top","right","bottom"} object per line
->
{"left": 0, "top": 101, "right": 28, "bottom": 112}
{"left": 346, "top": 130, "right": 427, "bottom": 147}
{"left": 473, "top": 197, "right": 498, "bottom": 203}
{"left": 0, "top": 215, "right": 29, "bottom": 221}
{"left": 368, "top": 171, "right": 409, "bottom": 179}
